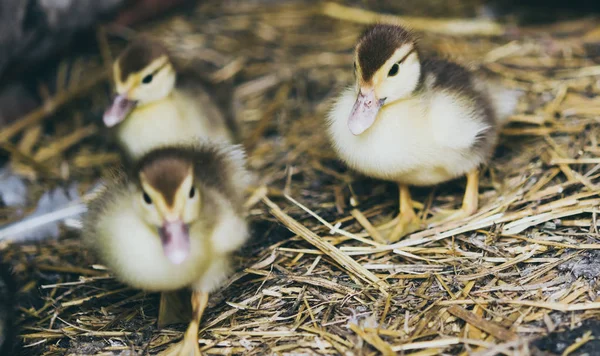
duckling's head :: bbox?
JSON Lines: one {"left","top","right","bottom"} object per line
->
{"left": 103, "top": 38, "right": 176, "bottom": 127}
{"left": 132, "top": 151, "right": 200, "bottom": 265}
{"left": 349, "top": 24, "right": 420, "bottom": 135}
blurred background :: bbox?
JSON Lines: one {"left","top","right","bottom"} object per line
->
{"left": 1, "top": 0, "right": 600, "bottom": 129}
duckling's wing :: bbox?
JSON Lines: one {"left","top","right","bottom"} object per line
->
{"left": 424, "top": 58, "right": 518, "bottom": 125}
{"left": 177, "top": 66, "right": 240, "bottom": 143}
{"left": 422, "top": 58, "right": 499, "bottom": 154}
{"left": 421, "top": 51, "right": 521, "bottom": 126}
{"left": 421, "top": 58, "right": 479, "bottom": 95}
{"left": 168, "top": 47, "right": 241, "bottom": 142}
{"left": 82, "top": 171, "right": 129, "bottom": 250}
{"left": 181, "top": 77, "right": 231, "bottom": 129}
{"left": 474, "top": 77, "right": 522, "bottom": 125}
{"left": 218, "top": 144, "right": 253, "bottom": 199}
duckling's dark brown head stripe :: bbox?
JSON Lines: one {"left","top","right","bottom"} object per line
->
{"left": 134, "top": 145, "right": 236, "bottom": 207}
{"left": 118, "top": 38, "right": 169, "bottom": 82}
{"left": 357, "top": 24, "right": 414, "bottom": 82}
{"left": 137, "top": 154, "right": 191, "bottom": 206}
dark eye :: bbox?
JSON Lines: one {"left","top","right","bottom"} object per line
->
{"left": 142, "top": 74, "right": 153, "bottom": 84}
{"left": 143, "top": 192, "right": 152, "bottom": 204}
{"left": 353, "top": 62, "right": 357, "bottom": 71}
{"left": 388, "top": 63, "right": 399, "bottom": 77}
{"left": 189, "top": 186, "right": 196, "bottom": 198}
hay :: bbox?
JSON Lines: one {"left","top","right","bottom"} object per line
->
{"left": 2, "top": 0, "right": 600, "bottom": 355}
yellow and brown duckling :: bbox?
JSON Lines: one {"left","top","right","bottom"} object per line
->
{"left": 327, "top": 24, "right": 519, "bottom": 242}
{"left": 84, "top": 143, "right": 250, "bottom": 355}
{"left": 103, "top": 38, "right": 233, "bottom": 159}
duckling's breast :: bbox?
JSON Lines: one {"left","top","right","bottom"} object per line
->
{"left": 116, "top": 92, "right": 231, "bottom": 159}
{"left": 327, "top": 87, "right": 492, "bottom": 186}
{"left": 94, "top": 196, "right": 224, "bottom": 292}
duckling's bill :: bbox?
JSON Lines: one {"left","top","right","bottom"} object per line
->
{"left": 103, "top": 94, "right": 137, "bottom": 127}
{"left": 348, "top": 89, "right": 385, "bottom": 135}
{"left": 138, "top": 160, "right": 199, "bottom": 266}
{"left": 347, "top": 42, "right": 419, "bottom": 136}
{"left": 160, "top": 220, "right": 190, "bottom": 265}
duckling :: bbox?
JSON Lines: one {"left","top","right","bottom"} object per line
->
{"left": 84, "top": 143, "right": 250, "bottom": 355}
{"left": 327, "top": 24, "right": 519, "bottom": 242}
{"left": 103, "top": 38, "right": 234, "bottom": 159}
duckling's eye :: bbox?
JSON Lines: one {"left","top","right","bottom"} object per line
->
{"left": 143, "top": 192, "right": 152, "bottom": 204}
{"left": 189, "top": 186, "right": 195, "bottom": 199}
{"left": 142, "top": 74, "right": 153, "bottom": 84}
{"left": 388, "top": 63, "right": 399, "bottom": 77}
{"left": 353, "top": 62, "right": 357, "bottom": 71}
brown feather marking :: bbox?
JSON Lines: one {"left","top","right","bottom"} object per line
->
{"left": 118, "top": 38, "right": 169, "bottom": 82}
{"left": 139, "top": 157, "right": 191, "bottom": 206}
{"left": 419, "top": 58, "right": 497, "bottom": 156}
{"left": 357, "top": 24, "right": 414, "bottom": 82}
{"left": 133, "top": 145, "right": 246, "bottom": 212}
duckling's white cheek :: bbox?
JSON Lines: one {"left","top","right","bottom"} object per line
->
{"left": 131, "top": 72, "right": 176, "bottom": 104}
{"left": 136, "top": 203, "right": 162, "bottom": 226}
{"left": 132, "top": 85, "right": 158, "bottom": 104}
{"left": 377, "top": 82, "right": 395, "bottom": 101}
{"left": 383, "top": 64, "right": 420, "bottom": 102}
{"left": 183, "top": 200, "right": 200, "bottom": 223}
{"left": 152, "top": 71, "right": 176, "bottom": 99}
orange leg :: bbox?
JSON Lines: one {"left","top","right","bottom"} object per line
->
{"left": 461, "top": 169, "right": 479, "bottom": 215}
{"left": 387, "top": 184, "right": 421, "bottom": 242}
{"left": 160, "top": 291, "right": 208, "bottom": 356}
{"left": 427, "top": 169, "right": 480, "bottom": 224}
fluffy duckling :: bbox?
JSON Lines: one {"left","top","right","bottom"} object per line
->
{"left": 327, "top": 24, "right": 519, "bottom": 242}
{"left": 103, "top": 38, "right": 233, "bottom": 159}
{"left": 84, "top": 143, "right": 250, "bottom": 355}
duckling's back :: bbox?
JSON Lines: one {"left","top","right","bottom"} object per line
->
{"left": 420, "top": 57, "right": 499, "bottom": 154}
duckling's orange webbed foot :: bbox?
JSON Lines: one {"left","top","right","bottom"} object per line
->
{"left": 159, "top": 291, "right": 209, "bottom": 356}
{"left": 381, "top": 184, "right": 423, "bottom": 242}
{"left": 387, "top": 211, "right": 422, "bottom": 242}
{"left": 426, "top": 169, "right": 480, "bottom": 224}
{"left": 160, "top": 325, "right": 202, "bottom": 356}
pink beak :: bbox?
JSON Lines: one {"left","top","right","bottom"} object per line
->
{"left": 159, "top": 220, "right": 190, "bottom": 265}
{"left": 348, "top": 90, "right": 385, "bottom": 135}
{"left": 103, "top": 94, "right": 137, "bottom": 128}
